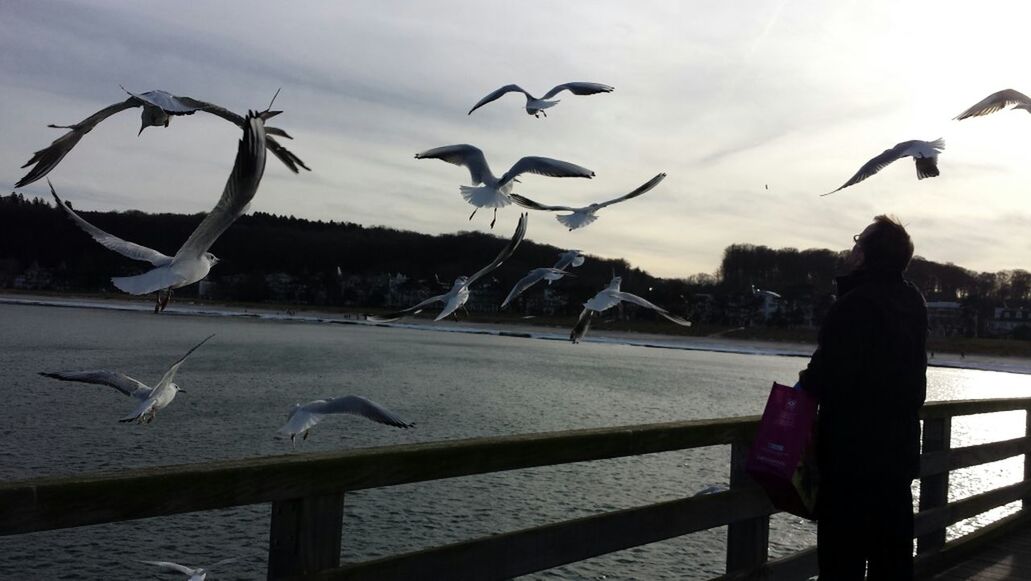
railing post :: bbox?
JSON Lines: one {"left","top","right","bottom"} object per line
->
{"left": 1024, "top": 407, "right": 1031, "bottom": 511}
{"left": 267, "top": 492, "right": 345, "bottom": 580}
{"left": 726, "top": 440, "right": 770, "bottom": 574}
{"left": 918, "top": 416, "right": 951, "bottom": 554}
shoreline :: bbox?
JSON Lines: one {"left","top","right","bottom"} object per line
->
{"left": 3, "top": 293, "right": 1030, "bottom": 376}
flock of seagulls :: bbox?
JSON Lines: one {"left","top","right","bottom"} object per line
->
{"left": 15, "top": 80, "right": 1031, "bottom": 576}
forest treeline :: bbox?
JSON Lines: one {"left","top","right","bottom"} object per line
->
{"left": 2, "top": 192, "right": 1029, "bottom": 326}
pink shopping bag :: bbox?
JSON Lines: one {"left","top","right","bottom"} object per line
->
{"left": 746, "top": 382, "right": 819, "bottom": 519}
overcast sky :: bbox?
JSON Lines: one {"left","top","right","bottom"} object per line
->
{"left": 3, "top": 0, "right": 1031, "bottom": 278}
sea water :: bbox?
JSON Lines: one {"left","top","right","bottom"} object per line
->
{"left": 1, "top": 302, "right": 1028, "bottom": 580}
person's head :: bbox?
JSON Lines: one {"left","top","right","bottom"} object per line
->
{"left": 847, "top": 215, "right": 914, "bottom": 272}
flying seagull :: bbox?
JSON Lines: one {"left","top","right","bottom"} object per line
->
{"left": 139, "top": 558, "right": 237, "bottom": 581}
{"left": 415, "top": 144, "right": 593, "bottom": 228}
{"left": 954, "top": 89, "right": 1031, "bottom": 120}
{"left": 40, "top": 334, "right": 214, "bottom": 423}
{"left": 468, "top": 82, "right": 614, "bottom": 117}
{"left": 512, "top": 173, "right": 666, "bottom": 231}
{"left": 571, "top": 275, "right": 691, "bottom": 343}
{"left": 50, "top": 110, "right": 268, "bottom": 312}
{"left": 500, "top": 250, "right": 586, "bottom": 308}
{"left": 370, "top": 213, "right": 529, "bottom": 322}
{"left": 279, "top": 395, "right": 414, "bottom": 443}
{"left": 822, "top": 139, "right": 944, "bottom": 196}
{"left": 16, "top": 87, "right": 307, "bottom": 188}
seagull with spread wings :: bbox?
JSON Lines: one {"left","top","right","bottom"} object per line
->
{"left": 500, "top": 249, "right": 585, "bottom": 308}
{"left": 279, "top": 395, "right": 413, "bottom": 444}
{"left": 571, "top": 275, "right": 691, "bottom": 343}
{"left": 954, "top": 89, "right": 1031, "bottom": 120}
{"left": 40, "top": 334, "right": 214, "bottom": 424}
{"left": 512, "top": 173, "right": 666, "bottom": 231}
{"left": 370, "top": 213, "right": 528, "bottom": 322}
{"left": 49, "top": 110, "right": 268, "bottom": 312}
{"left": 822, "top": 139, "right": 944, "bottom": 196}
{"left": 139, "top": 557, "right": 237, "bottom": 581}
{"left": 16, "top": 87, "right": 306, "bottom": 188}
{"left": 415, "top": 144, "right": 593, "bottom": 228}
{"left": 468, "top": 82, "right": 614, "bottom": 117}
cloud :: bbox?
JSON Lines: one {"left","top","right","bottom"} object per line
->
{"left": 5, "top": 0, "right": 1031, "bottom": 279}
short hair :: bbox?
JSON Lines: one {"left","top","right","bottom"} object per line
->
{"left": 860, "top": 215, "right": 914, "bottom": 271}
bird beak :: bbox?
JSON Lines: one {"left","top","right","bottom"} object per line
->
{"left": 177, "top": 389, "right": 187, "bottom": 394}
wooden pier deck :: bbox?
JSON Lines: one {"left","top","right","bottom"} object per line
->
{"left": 3, "top": 396, "right": 1031, "bottom": 580}
{"left": 928, "top": 520, "right": 1031, "bottom": 580}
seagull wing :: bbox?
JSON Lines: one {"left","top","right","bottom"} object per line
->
{"left": 174, "top": 112, "right": 267, "bottom": 260}
{"left": 466, "top": 213, "right": 528, "bottom": 286}
{"left": 153, "top": 334, "right": 215, "bottom": 391}
{"left": 16, "top": 98, "right": 138, "bottom": 187}
{"left": 595, "top": 173, "right": 666, "bottom": 208}
{"left": 954, "top": 89, "right": 1031, "bottom": 120}
{"left": 173, "top": 96, "right": 308, "bottom": 173}
{"left": 541, "top": 82, "right": 615, "bottom": 100}
{"left": 205, "top": 558, "right": 238, "bottom": 570}
{"left": 121, "top": 88, "right": 207, "bottom": 116}
{"left": 822, "top": 143, "right": 910, "bottom": 196}
{"left": 311, "top": 395, "right": 413, "bottom": 428}
{"left": 553, "top": 250, "right": 585, "bottom": 270}
{"left": 49, "top": 181, "right": 173, "bottom": 266}
{"left": 498, "top": 157, "right": 594, "bottom": 187}
{"left": 509, "top": 193, "right": 575, "bottom": 212}
{"left": 266, "top": 135, "right": 310, "bottom": 173}
{"left": 613, "top": 291, "right": 692, "bottom": 326}
{"left": 38, "top": 370, "right": 152, "bottom": 399}
{"left": 140, "top": 561, "right": 198, "bottom": 575}
{"left": 501, "top": 268, "right": 552, "bottom": 308}
{"left": 367, "top": 293, "right": 448, "bottom": 322}
{"left": 468, "top": 84, "right": 533, "bottom": 115}
{"left": 415, "top": 144, "right": 492, "bottom": 184}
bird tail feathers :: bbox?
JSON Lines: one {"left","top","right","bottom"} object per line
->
{"left": 914, "top": 156, "right": 940, "bottom": 180}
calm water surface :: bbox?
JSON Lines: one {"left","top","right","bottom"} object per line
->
{"left": 1, "top": 303, "right": 1029, "bottom": 580}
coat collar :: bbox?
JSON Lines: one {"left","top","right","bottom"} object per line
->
{"left": 835, "top": 268, "right": 905, "bottom": 297}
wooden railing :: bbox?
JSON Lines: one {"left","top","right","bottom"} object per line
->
{"left": 2, "top": 397, "right": 1030, "bottom": 580}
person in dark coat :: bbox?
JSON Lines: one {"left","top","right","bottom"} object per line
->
{"left": 798, "top": 215, "right": 928, "bottom": 581}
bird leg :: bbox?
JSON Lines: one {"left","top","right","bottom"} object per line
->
{"left": 490, "top": 208, "right": 498, "bottom": 229}
{"left": 542, "top": 110, "right": 548, "bottom": 118}
{"left": 303, "top": 430, "right": 310, "bottom": 441}
{"left": 154, "top": 292, "right": 161, "bottom": 314}
{"left": 158, "top": 289, "right": 173, "bottom": 312}
{"left": 468, "top": 207, "right": 478, "bottom": 221}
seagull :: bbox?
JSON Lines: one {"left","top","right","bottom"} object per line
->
{"left": 139, "top": 558, "right": 237, "bottom": 581}
{"left": 16, "top": 87, "right": 307, "bottom": 188}
{"left": 500, "top": 250, "right": 586, "bottom": 308}
{"left": 571, "top": 275, "right": 691, "bottom": 343}
{"left": 279, "top": 395, "right": 414, "bottom": 443}
{"left": 822, "top": 139, "right": 944, "bottom": 196}
{"left": 468, "top": 82, "right": 614, "bottom": 117}
{"left": 415, "top": 144, "right": 593, "bottom": 228}
{"left": 40, "top": 334, "right": 214, "bottom": 423}
{"left": 954, "top": 89, "right": 1031, "bottom": 120}
{"left": 370, "top": 213, "right": 528, "bottom": 322}
{"left": 512, "top": 173, "right": 666, "bottom": 231}
{"left": 49, "top": 110, "right": 267, "bottom": 312}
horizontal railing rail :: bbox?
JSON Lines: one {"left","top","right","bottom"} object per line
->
{"left": 2, "top": 397, "right": 1030, "bottom": 580}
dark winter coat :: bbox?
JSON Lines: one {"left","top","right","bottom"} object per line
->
{"left": 799, "top": 268, "right": 928, "bottom": 481}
